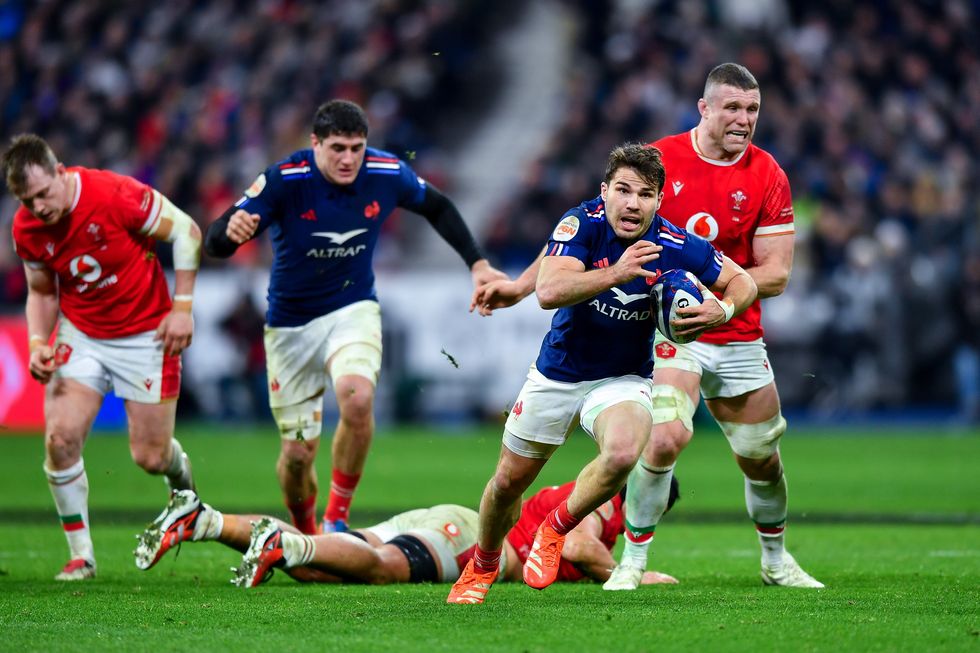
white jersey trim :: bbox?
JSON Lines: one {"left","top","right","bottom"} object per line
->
{"left": 688, "top": 129, "right": 747, "bottom": 167}
{"left": 139, "top": 189, "right": 163, "bottom": 235}
{"left": 68, "top": 171, "right": 82, "bottom": 213}
{"left": 755, "top": 223, "right": 795, "bottom": 236}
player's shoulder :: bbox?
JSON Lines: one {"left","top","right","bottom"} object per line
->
{"left": 649, "top": 131, "right": 690, "bottom": 154}
{"left": 11, "top": 204, "right": 38, "bottom": 239}
{"left": 552, "top": 196, "right": 604, "bottom": 241}
{"left": 270, "top": 149, "right": 314, "bottom": 180}
{"left": 745, "top": 143, "right": 787, "bottom": 177}
{"left": 76, "top": 166, "right": 136, "bottom": 195}
{"left": 363, "top": 146, "right": 406, "bottom": 174}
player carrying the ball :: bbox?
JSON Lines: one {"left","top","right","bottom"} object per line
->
{"left": 448, "top": 143, "right": 756, "bottom": 604}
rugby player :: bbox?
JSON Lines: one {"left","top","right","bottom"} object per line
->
{"left": 447, "top": 144, "right": 757, "bottom": 604}
{"left": 3, "top": 134, "right": 201, "bottom": 580}
{"left": 204, "top": 100, "right": 505, "bottom": 536}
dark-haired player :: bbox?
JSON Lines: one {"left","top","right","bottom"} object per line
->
{"left": 448, "top": 143, "right": 756, "bottom": 604}
{"left": 204, "top": 100, "right": 504, "bottom": 535}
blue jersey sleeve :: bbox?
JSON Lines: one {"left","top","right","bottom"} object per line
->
{"left": 675, "top": 227, "right": 724, "bottom": 287}
{"left": 234, "top": 163, "right": 287, "bottom": 237}
{"left": 544, "top": 209, "right": 594, "bottom": 264}
{"left": 393, "top": 160, "right": 427, "bottom": 209}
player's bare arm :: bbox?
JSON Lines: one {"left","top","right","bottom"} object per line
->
{"left": 672, "top": 256, "right": 757, "bottom": 338}
{"left": 749, "top": 232, "right": 794, "bottom": 299}
{"left": 470, "top": 248, "right": 545, "bottom": 316}
{"left": 469, "top": 259, "right": 508, "bottom": 292}
{"left": 536, "top": 240, "right": 662, "bottom": 309}
{"left": 143, "top": 190, "right": 202, "bottom": 356}
{"left": 23, "top": 263, "right": 59, "bottom": 384}
{"left": 560, "top": 514, "right": 619, "bottom": 581}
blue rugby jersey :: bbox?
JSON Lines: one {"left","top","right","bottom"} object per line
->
{"left": 235, "top": 147, "right": 426, "bottom": 327}
{"left": 535, "top": 196, "right": 724, "bottom": 382}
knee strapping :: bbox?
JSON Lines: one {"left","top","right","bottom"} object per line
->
{"left": 649, "top": 384, "right": 696, "bottom": 432}
{"left": 330, "top": 343, "right": 381, "bottom": 386}
{"left": 719, "top": 414, "right": 786, "bottom": 459}
{"left": 272, "top": 397, "right": 324, "bottom": 441}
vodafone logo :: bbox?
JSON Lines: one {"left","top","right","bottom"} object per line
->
{"left": 685, "top": 212, "right": 719, "bottom": 241}
{"left": 69, "top": 255, "right": 102, "bottom": 282}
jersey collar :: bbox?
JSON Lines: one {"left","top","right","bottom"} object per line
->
{"left": 689, "top": 128, "right": 747, "bottom": 167}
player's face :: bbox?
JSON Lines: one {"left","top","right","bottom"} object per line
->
{"left": 600, "top": 168, "right": 663, "bottom": 241}
{"left": 16, "top": 163, "right": 73, "bottom": 225}
{"left": 698, "top": 84, "right": 761, "bottom": 159}
{"left": 312, "top": 133, "right": 367, "bottom": 186}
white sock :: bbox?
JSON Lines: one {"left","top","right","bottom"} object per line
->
{"left": 45, "top": 459, "right": 94, "bottom": 563}
{"left": 621, "top": 462, "right": 674, "bottom": 568}
{"left": 192, "top": 504, "right": 223, "bottom": 541}
{"left": 745, "top": 474, "right": 788, "bottom": 567}
{"left": 165, "top": 438, "right": 194, "bottom": 491}
{"left": 280, "top": 531, "right": 316, "bottom": 568}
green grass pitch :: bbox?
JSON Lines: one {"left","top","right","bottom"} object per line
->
{"left": 1, "top": 423, "right": 977, "bottom": 652}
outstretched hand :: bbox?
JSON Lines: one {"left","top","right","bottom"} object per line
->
{"left": 28, "top": 344, "right": 57, "bottom": 384}
{"left": 470, "top": 278, "right": 527, "bottom": 316}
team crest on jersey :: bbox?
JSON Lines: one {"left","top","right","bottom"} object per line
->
{"left": 730, "top": 189, "right": 748, "bottom": 212}
{"left": 363, "top": 201, "right": 380, "bottom": 219}
{"left": 552, "top": 216, "right": 580, "bottom": 242}
{"left": 86, "top": 223, "right": 103, "bottom": 243}
{"left": 54, "top": 343, "right": 73, "bottom": 365}
{"left": 685, "top": 212, "right": 719, "bottom": 241}
{"left": 245, "top": 173, "right": 267, "bottom": 198}
{"left": 655, "top": 342, "right": 677, "bottom": 359}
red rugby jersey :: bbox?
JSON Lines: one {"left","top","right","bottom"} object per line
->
{"left": 506, "top": 482, "right": 624, "bottom": 582}
{"left": 651, "top": 130, "right": 794, "bottom": 343}
{"left": 12, "top": 167, "right": 173, "bottom": 339}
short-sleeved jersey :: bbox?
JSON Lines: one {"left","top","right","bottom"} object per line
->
{"left": 506, "top": 482, "right": 624, "bottom": 583}
{"left": 11, "top": 168, "right": 172, "bottom": 339}
{"left": 235, "top": 147, "right": 427, "bottom": 327}
{"left": 535, "top": 196, "right": 723, "bottom": 382}
{"left": 652, "top": 130, "right": 794, "bottom": 343}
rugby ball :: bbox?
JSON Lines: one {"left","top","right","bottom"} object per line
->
{"left": 651, "top": 269, "right": 704, "bottom": 344}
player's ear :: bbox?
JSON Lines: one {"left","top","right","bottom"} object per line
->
{"left": 600, "top": 181, "right": 608, "bottom": 201}
{"left": 698, "top": 98, "right": 708, "bottom": 117}
{"left": 310, "top": 133, "right": 320, "bottom": 148}
{"left": 654, "top": 190, "right": 664, "bottom": 212}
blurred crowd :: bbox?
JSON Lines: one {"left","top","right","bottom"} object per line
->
{"left": 0, "top": 0, "right": 977, "bottom": 420}
{"left": 482, "top": 0, "right": 980, "bottom": 419}
{"left": 0, "top": 0, "right": 512, "bottom": 277}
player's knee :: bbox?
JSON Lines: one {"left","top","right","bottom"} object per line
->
{"left": 45, "top": 428, "right": 83, "bottom": 464}
{"left": 272, "top": 399, "right": 324, "bottom": 441}
{"left": 600, "top": 440, "right": 643, "bottom": 476}
{"left": 336, "top": 384, "right": 374, "bottom": 425}
{"left": 131, "top": 446, "right": 170, "bottom": 474}
{"left": 719, "top": 414, "right": 786, "bottom": 460}
{"left": 649, "top": 384, "right": 696, "bottom": 433}
{"left": 280, "top": 439, "right": 318, "bottom": 468}
{"left": 648, "top": 421, "right": 691, "bottom": 461}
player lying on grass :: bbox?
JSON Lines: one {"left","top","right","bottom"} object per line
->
{"left": 134, "top": 478, "right": 680, "bottom": 589}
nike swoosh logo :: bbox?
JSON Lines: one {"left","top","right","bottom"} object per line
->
{"left": 610, "top": 288, "right": 649, "bottom": 305}
{"left": 310, "top": 228, "right": 369, "bottom": 245}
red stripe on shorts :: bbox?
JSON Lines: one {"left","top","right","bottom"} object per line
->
{"left": 161, "top": 353, "right": 181, "bottom": 400}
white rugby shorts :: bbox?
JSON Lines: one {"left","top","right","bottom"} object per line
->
{"left": 653, "top": 333, "right": 775, "bottom": 399}
{"left": 264, "top": 300, "right": 382, "bottom": 408}
{"left": 504, "top": 366, "right": 655, "bottom": 446}
{"left": 53, "top": 317, "right": 180, "bottom": 403}
{"left": 362, "top": 504, "right": 480, "bottom": 582}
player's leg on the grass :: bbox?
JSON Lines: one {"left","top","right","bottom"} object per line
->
{"left": 126, "top": 400, "right": 194, "bottom": 491}
{"left": 321, "top": 309, "right": 383, "bottom": 532}
{"left": 43, "top": 378, "right": 102, "bottom": 580}
{"left": 527, "top": 386, "right": 653, "bottom": 590}
{"left": 447, "top": 445, "right": 549, "bottom": 603}
{"left": 709, "top": 380, "right": 823, "bottom": 588}
{"left": 606, "top": 368, "right": 700, "bottom": 590}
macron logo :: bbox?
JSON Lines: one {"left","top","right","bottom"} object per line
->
{"left": 610, "top": 288, "right": 649, "bottom": 305}
{"left": 672, "top": 181, "right": 684, "bottom": 196}
{"left": 311, "top": 228, "right": 368, "bottom": 245}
